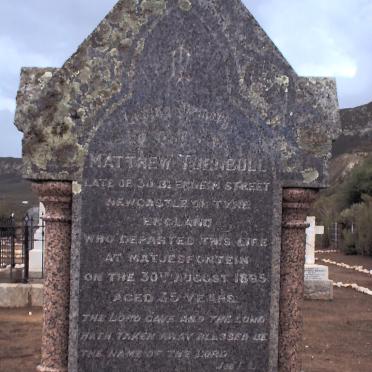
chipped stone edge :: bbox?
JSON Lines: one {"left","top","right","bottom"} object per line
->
{"left": 68, "top": 192, "right": 82, "bottom": 371}
{"left": 268, "top": 179, "right": 282, "bottom": 371}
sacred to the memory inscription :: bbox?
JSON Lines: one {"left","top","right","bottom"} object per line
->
{"left": 77, "top": 104, "right": 280, "bottom": 371}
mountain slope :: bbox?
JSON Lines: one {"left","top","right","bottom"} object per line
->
{"left": 0, "top": 158, "right": 38, "bottom": 219}
{"left": 329, "top": 102, "right": 372, "bottom": 186}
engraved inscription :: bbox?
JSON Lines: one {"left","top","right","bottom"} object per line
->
{"left": 78, "top": 104, "right": 278, "bottom": 371}
{"left": 171, "top": 45, "right": 192, "bottom": 84}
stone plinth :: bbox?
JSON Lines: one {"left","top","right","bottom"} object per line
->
{"left": 304, "top": 264, "right": 333, "bottom": 300}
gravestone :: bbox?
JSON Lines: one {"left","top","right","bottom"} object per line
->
{"left": 304, "top": 217, "right": 333, "bottom": 300}
{"left": 29, "top": 202, "right": 45, "bottom": 278}
{"left": 14, "top": 1, "right": 340, "bottom": 371}
{"left": 305, "top": 216, "right": 324, "bottom": 265}
{"left": 76, "top": 7, "right": 282, "bottom": 369}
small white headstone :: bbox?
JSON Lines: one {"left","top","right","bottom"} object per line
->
{"left": 305, "top": 216, "right": 324, "bottom": 265}
{"left": 304, "top": 217, "right": 332, "bottom": 300}
{"left": 29, "top": 202, "right": 45, "bottom": 276}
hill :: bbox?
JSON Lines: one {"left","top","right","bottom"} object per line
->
{"left": 0, "top": 158, "right": 38, "bottom": 220}
{"left": 313, "top": 101, "right": 372, "bottom": 256}
{"left": 334, "top": 102, "right": 372, "bottom": 156}
{"left": 329, "top": 102, "right": 372, "bottom": 186}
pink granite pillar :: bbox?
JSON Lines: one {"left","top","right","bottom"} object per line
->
{"left": 279, "top": 188, "right": 318, "bottom": 372}
{"left": 32, "top": 182, "right": 72, "bottom": 372}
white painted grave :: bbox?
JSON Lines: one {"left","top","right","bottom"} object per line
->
{"left": 29, "top": 203, "right": 45, "bottom": 277}
{"left": 304, "top": 216, "right": 332, "bottom": 300}
{"left": 305, "top": 216, "right": 324, "bottom": 265}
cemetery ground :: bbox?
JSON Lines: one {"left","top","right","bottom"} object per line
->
{"left": 0, "top": 252, "right": 371, "bottom": 372}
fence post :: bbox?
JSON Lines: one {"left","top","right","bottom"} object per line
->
{"left": 23, "top": 215, "right": 30, "bottom": 283}
{"left": 8, "top": 216, "right": 15, "bottom": 281}
{"left": 41, "top": 218, "right": 45, "bottom": 279}
{"left": 10, "top": 236, "right": 15, "bottom": 282}
{"left": 0, "top": 238, "right": 2, "bottom": 268}
{"left": 334, "top": 222, "right": 338, "bottom": 249}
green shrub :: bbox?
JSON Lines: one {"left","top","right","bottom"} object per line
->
{"left": 313, "top": 156, "right": 372, "bottom": 257}
{"left": 341, "top": 157, "right": 372, "bottom": 207}
{"left": 340, "top": 229, "right": 357, "bottom": 255}
{"left": 338, "top": 195, "right": 372, "bottom": 256}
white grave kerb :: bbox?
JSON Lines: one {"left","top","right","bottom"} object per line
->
{"left": 305, "top": 216, "right": 324, "bottom": 265}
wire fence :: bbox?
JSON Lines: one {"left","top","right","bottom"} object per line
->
{"left": 316, "top": 223, "right": 341, "bottom": 250}
{"left": 0, "top": 215, "right": 44, "bottom": 283}
{"left": 316, "top": 222, "right": 362, "bottom": 253}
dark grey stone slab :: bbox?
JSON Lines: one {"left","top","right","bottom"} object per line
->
{"left": 71, "top": 101, "right": 281, "bottom": 371}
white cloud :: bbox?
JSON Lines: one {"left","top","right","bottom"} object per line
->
{"left": 0, "top": 35, "right": 56, "bottom": 115}
{"left": 294, "top": 29, "right": 358, "bottom": 78}
{"left": 0, "top": 109, "right": 21, "bottom": 157}
{"left": 0, "top": 36, "right": 54, "bottom": 75}
{"left": 298, "top": 63, "right": 357, "bottom": 79}
{"left": 245, "top": 0, "right": 372, "bottom": 107}
{"left": 0, "top": 97, "right": 16, "bottom": 112}
{"left": 246, "top": 0, "right": 358, "bottom": 77}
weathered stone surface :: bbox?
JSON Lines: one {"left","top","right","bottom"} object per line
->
{"left": 15, "top": 0, "right": 340, "bottom": 187}
{"left": 68, "top": 6, "right": 285, "bottom": 364}
{"left": 304, "top": 280, "right": 333, "bottom": 301}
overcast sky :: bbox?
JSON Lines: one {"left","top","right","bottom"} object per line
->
{"left": 1, "top": 0, "right": 371, "bottom": 157}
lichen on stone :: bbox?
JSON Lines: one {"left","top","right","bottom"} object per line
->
{"left": 141, "top": 0, "right": 166, "bottom": 14}
{"left": 179, "top": 0, "right": 192, "bottom": 11}
{"left": 301, "top": 168, "right": 320, "bottom": 184}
